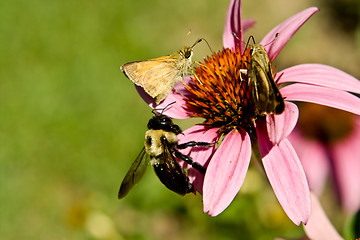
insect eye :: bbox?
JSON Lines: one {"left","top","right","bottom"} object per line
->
{"left": 160, "top": 117, "right": 170, "bottom": 125}
{"left": 184, "top": 50, "right": 191, "bottom": 58}
{"left": 249, "top": 49, "right": 253, "bottom": 55}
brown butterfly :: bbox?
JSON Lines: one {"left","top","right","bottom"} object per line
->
{"left": 248, "top": 38, "right": 285, "bottom": 116}
{"left": 121, "top": 38, "right": 202, "bottom": 104}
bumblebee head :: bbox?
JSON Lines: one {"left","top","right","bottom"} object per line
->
{"left": 147, "top": 114, "right": 182, "bottom": 135}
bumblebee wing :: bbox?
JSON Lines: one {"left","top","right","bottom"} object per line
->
{"left": 121, "top": 56, "right": 183, "bottom": 102}
{"left": 118, "top": 147, "right": 149, "bottom": 199}
{"left": 152, "top": 144, "right": 192, "bottom": 196}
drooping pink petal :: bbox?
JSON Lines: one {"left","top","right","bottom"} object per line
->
{"left": 280, "top": 83, "right": 360, "bottom": 115}
{"left": 223, "top": 0, "right": 244, "bottom": 51}
{"left": 288, "top": 130, "right": 329, "bottom": 196}
{"left": 277, "top": 64, "right": 360, "bottom": 94}
{"left": 330, "top": 117, "right": 360, "bottom": 213}
{"left": 203, "top": 128, "right": 251, "bottom": 216}
{"left": 303, "top": 193, "right": 344, "bottom": 240}
{"left": 178, "top": 125, "right": 219, "bottom": 194}
{"left": 260, "top": 7, "right": 319, "bottom": 62}
{"left": 156, "top": 94, "right": 194, "bottom": 119}
{"left": 172, "top": 76, "right": 194, "bottom": 96}
{"left": 136, "top": 85, "right": 157, "bottom": 105}
{"left": 139, "top": 78, "right": 197, "bottom": 119}
{"left": 243, "top": 19, "right": 256, "bottom": 32}
{"left": 266, "top": 102, "right": 299, "bottom": 144}
{"left": 256, "top": 122, "right": 311, "bottom": 225}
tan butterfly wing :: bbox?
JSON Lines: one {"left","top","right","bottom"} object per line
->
{"left": 121, "top": 54, "right": 188, "bottom": 104}
{"left": 249, "top": 44, "right": 285, "bottom": 115}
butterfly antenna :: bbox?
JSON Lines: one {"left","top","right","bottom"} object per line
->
{"left": 263, "top": 33, "right": 279, "bottom": 47}
{"left": 192, "top": 38, "right": 213, "bottom": 53}
{"left": 232, "top": 32, "right": 241, "bottom": 41}
{"left": 184, "top": 29, "right": 191, "bottom": 46}
{"left": 244, "top": 35, "right": 256, "bottom": 50}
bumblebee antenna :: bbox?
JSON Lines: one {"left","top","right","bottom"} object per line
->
{"left": 161, "top": 101, "right": 176, "bottom": 115}
{"left": 152, "top": 101, "right": 176, "bottom": 115}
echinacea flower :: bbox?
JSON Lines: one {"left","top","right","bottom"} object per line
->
{"left": 136, "top": 0, "right": 360, "bottom": 226}
{"left": 289, "top": 104, "right": 360, "bottom": 214}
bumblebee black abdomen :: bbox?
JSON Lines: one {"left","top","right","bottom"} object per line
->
{"left": 153, "top": 163, "right": 193, "bottom": 195}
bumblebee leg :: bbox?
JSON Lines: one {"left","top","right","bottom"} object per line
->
{"left": 176, "top": 141, "right": 215, "bottom": 149}
{"left": 173, "top": 149, "right": 206, "bottom": 175}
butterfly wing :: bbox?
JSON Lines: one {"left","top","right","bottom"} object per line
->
{"left": 121, "top": 55, "right": 187, "bottom": 104}
{"left": 249, "top": 45, "right": 284, "bottom": 115}
{"left": 265, "top": 63, "right": 285, "bottom": 114}
{"left": 250, "top": 59, "right": 271, "bottom": 115}
{"left": 118, "top": 147, "right": 150, "bottom": 199}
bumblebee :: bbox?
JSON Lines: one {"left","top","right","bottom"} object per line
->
{"left": 118, "top": 111, "right": 213, "bottom": 198}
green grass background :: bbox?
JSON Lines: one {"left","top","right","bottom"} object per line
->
{"left": 1, "top": 0, "right": 359, "bottom": 239}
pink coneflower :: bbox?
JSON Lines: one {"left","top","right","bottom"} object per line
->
{"left": 289, "top": 104, "right": 360, "bottom": 214}
{"left": 137, "top": 0, "right": 360, "bottom": 226}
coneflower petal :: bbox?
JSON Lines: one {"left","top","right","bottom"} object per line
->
{"left": 278, "top": 63, "right": 360, "bottom": 94}
{"left": 257, "top": 123, "right": 311, "bottom": 225}
{"left": 266, "top": 102, "right": 299, "bottom": 144}
{"left": 261, "top": 7, "right": 319, "bottom": 62}
{"left": 178, "top": 125, "right": 219, "bottom": 194}
{"left": 281, "top": 83, "right": 360, "bottom": 115}
{"left": 203, "top": 128, "right": 251, "bottom": 216}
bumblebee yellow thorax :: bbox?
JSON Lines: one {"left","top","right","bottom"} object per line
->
{"left": 144, "top": 129, "right": 178, "bottom": 157}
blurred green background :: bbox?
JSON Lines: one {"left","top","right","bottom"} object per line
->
{"left": 0, "top": 0, "right": 359, "bottom": 239}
